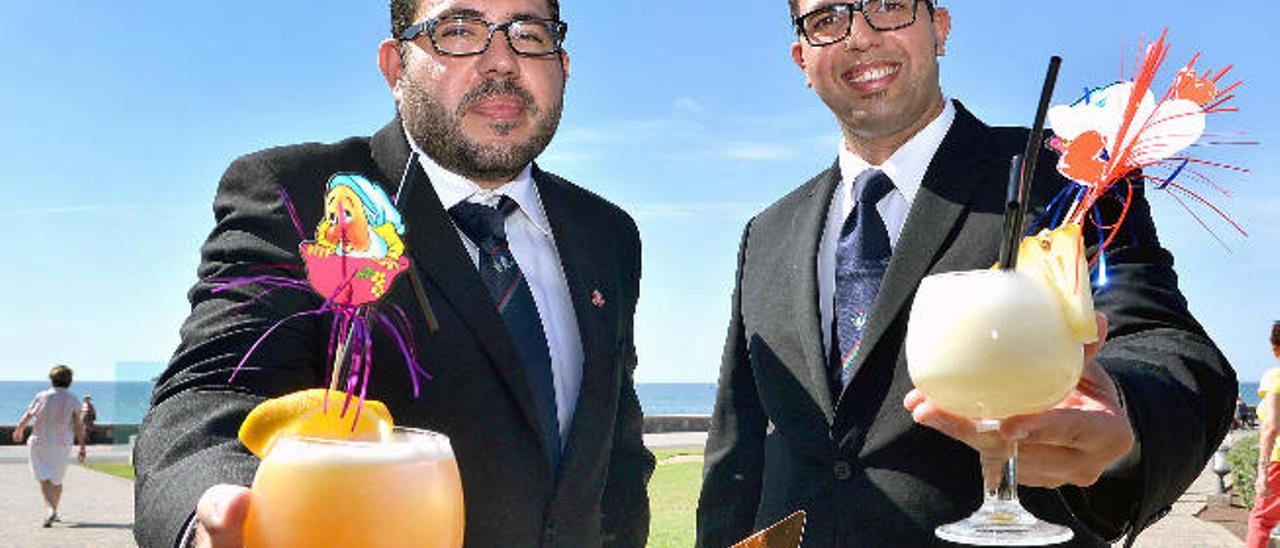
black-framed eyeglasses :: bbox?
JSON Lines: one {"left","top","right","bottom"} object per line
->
{"left": 399, "top": 16, "right": 568, "bottom": 57}
{"left": 794, "top": 0, "right": 928, "bottom": 47}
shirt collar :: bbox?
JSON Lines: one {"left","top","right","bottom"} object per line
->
{"left": 837, "top": 98, "right": 955, "bottom": 204}
{"left": 408, "top": 136, "right": 552, "bottom": 237}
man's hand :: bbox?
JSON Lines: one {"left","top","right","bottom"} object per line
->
{"left": 1258, "top": 474, "right": 1271, "bottom": 500}
{"left": 904, "top": 313, "right": 1135, "bottom": 488}
{"left": 10, "top": 429, "right": 21, "bottom": 444}
{"left": 192, "top": 484, "right": 252, "bottom": 548}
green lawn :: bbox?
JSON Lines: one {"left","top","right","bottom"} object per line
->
{"left": 83, "top": 462, "right": 135, "bottom": 480}
{"left": 648, "top": 447, "right": 704, "bottom": 548}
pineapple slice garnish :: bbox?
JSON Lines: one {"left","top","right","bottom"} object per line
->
{"left": 1015, "top": 225, "right": 1099, "bottom": 343}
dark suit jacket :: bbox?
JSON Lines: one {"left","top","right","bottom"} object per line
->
{"left": 133, "top": 120, "right": 655, "bottom": 547}
{"left": 696, "top": 102, "right": 1235, "bottom": 547}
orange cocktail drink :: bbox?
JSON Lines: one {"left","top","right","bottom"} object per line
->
{"left": 243, "top": 427, "right": 464, "bottom": 548}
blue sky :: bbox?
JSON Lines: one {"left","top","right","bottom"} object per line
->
{"left": 1, "top": 1, "right": 1274, "bottom": 385}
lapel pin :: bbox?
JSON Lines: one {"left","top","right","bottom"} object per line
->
{"left": 591, "top": 290, "right": 605, "bottom": 309}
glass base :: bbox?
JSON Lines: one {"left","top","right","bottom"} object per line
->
{"left": 935, "top": 501, "right": 1074, "bottom": 546}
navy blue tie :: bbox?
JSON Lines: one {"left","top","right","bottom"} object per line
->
{"left": 831, "top": 169, "right": 895, "bottom": 393}
{"left": 449, "top": 197, "right": 561, "bottom": 470}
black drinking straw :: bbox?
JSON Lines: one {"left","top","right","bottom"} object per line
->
{"left": 998, "top": 55, "right": 1062, "bottom": 271}
{"left": 998, "top": 155, "right": 1025, "bottom": 270}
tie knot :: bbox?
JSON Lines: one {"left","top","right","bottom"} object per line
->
{"left": 855, "top": 169, "right": 895, "bottom": 205}
{"left": 450, "top": 196, "right": 517, "bottom": 246}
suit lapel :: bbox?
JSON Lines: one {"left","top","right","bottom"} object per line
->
{"left": 369, "top": 120, "right": 550, "bottom": 454}
{"left": 795, "top": 164, "right": 843, "bottom": 421}
{"left": 839, "top": 104, "right": 997, "bottom": 401}
{"left": 531, "top": 167, "right": 615, "bottom": 478}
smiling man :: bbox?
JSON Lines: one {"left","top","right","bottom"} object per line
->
{"left": 132, "top": 1, "right": 653, "bottom": 546}
{"left": 697, "top": 1, "right": 1235, "bottom": 546}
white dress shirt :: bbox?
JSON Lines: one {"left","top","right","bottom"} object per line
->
{"left": 416, "top": 151, "right": 583, "bottom": 443}
{"left": 818, "top": 100, "right": 956, "bottom": 354}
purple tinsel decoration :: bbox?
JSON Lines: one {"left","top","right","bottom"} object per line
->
{"left": 216, "top": 187, "right": 432, "bottom": 411}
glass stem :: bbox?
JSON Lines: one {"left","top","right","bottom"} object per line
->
{"left": 934, "top": 420, "right": 1073, "bottom": 545}
{"left": 976, "top": 419, "right": 1019, "bottom": 508}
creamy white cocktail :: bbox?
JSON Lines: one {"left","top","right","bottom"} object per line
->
{"left": 906, "top": 225, "right": 1098, "bottom": 545}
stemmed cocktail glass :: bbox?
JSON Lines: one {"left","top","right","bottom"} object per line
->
{"left": 906, "top": 269, "right": 1083, "bottom": 545}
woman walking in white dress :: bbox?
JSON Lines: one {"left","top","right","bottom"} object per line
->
{"left": 11, "top": 365, "right": 87, "bottom": 527}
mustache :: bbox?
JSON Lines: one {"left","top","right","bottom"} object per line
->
{"left": 457, "top": 79, "right": 536, "bottom": 115}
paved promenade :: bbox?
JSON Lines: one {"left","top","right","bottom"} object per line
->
{"left": 0, "top": 445, "right": 134, "bottom": 548}
{"left": 0, "top": 435, "right": 1249, "bottom": 547}
{"left": 1126, "top": 446, "right": 1242, "bottom": 548}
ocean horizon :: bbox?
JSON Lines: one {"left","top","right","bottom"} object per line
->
{"left": 0, "top": 381, "right": 1262, "bottom": 426}
{"left": 0, "top": 381, "right": 723, "bottom": 425}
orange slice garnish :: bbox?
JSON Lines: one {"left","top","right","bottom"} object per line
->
{"left": 238, "top": 389, "right": 394, "bottom": 458}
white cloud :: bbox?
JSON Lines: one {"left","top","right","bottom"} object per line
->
{"left": 553, "top": 118, "right": 702, "bottom": 146}
{"left": 673, "top": 97, "right": 703, "bottom": 115}
{"left": 717, "top": 142, "right": 794, "bottom": 162}
{"left": 623, "top": 201, "right": 763, "bottom": 220}
{"left": 536, "top": 149, "right": 597, "bottom": 170}
{"left": 0, "top": 204, "right": 198, "bottom": 217}
{"left": 548, "top": 112, "right": 833, "bottom": 166}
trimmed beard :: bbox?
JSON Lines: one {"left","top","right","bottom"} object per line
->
{"left": 400, "top": 74, "right": 562, "bottom": 184}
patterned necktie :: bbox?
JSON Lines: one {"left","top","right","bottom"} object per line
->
{"left": 449, "top": 197, "right": 561, "bottom": 470}
{"left": 830, "top": 169, "right": 896, "bottom": 393}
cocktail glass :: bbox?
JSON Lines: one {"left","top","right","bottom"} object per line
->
{"left": 243, "top": 426, "right": 464, "bottom": 548}
{"left": 906, "top": 269, "right": 1083, "bottom": 545}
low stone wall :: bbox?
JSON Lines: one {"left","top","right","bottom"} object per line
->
{"left": 644, "top": 415, "right": 710, "bottom": 434}
{"left": 0, "top": 423, "right": 140, "bottom": 446}
{"left": 1, "top": 418, "right": 709, "bottom": 444}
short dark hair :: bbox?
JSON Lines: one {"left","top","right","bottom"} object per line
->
{"left": 391, "top": 0, "right": 562, "bottom": 38}
{"left": 789, "top": 0, "right": 935, "bottom": 23}
{"left": 1271, "top": 321, "right": 1280, "bottom": 349}
{"left": 49, "top": 365, "right": 73, "bottom": 388}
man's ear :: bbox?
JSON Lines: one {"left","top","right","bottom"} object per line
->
{"left": 378, "top": 39, "right": 405, "bottom": 101}
{"left": 932, "top": 7, "right": 951, "bottom": 56}
{"left": 559, "top": 50, "right": 571, "bottom": 84}
{"left": 790, "top": 41, "right": 813, "bottom": 88}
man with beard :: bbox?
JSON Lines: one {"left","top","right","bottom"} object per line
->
{"left": 132, "top": 1, "right": 653, "bottom": 546}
